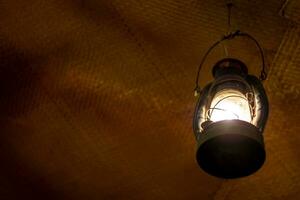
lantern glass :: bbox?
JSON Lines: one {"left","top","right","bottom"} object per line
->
{"left": 209, "top": 89, "right": 252, "bottom": 122}
{"left": 196, "top": 72, "right": 258, "bottom": 132}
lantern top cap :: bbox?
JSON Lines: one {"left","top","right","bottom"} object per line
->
{"left": 212, "top": 58, "right": 248, "bottom": 78}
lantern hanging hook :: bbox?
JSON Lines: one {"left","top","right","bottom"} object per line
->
{"left": 227, "top": 2, "right": 233, "bottom": 32}
{"left": 194, "top": 3, "right": 267, "bottom": 97}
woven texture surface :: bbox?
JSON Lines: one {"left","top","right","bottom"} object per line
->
{"left": 0, "top": 0, "right": 299, "bottom": 199}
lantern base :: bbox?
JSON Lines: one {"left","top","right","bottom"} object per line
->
{"left": 196, "top": 120, "right": 265, "bottom": 179}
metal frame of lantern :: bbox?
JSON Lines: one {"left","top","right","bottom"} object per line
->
{"left": 193, "top": 30, "right": 269, "bottom": 179}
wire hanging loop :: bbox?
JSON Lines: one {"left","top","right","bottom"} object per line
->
{"left": 227, "top": 2, "right": 233, "bottom": 32}
{"left": 194, "top": 30, "right": 267, "bottom": 97}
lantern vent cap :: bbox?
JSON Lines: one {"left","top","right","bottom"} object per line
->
{"left": 212, "top": 58, "right": 248, "bottom": 78}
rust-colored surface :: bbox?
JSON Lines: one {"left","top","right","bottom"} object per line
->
{"left": 0, "top": 0, "right": 299, "bottom": 199}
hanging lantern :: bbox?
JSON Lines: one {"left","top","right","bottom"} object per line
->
{"left": 193, "top": 31, "right": 269, "bottom": 178}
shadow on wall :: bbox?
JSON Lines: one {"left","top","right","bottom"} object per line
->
{"left": 0, "top": 43, "right": 65, "bottom": 199}
{"left": 0, "top": 43, "right": 44, "bottom": 118}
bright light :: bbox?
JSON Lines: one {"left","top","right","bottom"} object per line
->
{"left": 209, "top": 90, "right": 252, "bottom": 122}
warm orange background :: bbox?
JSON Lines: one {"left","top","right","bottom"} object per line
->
{"left": 0, "top": 0, "right": 299, "bottom": 199}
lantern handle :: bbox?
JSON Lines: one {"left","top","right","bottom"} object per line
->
{"left": 194, "top": 30, "right": 267, "bottom": 97}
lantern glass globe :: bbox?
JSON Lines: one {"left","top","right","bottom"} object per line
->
{"left": 209, "top": 90, "right": 252, "bottom": 123}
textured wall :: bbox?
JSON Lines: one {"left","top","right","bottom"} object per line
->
{"left": 0, "top": 0, "right": 299, "bottom": 199}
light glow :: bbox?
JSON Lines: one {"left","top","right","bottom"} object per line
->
{"left": 209, "top": 90, "right": 252, "bottom": 122}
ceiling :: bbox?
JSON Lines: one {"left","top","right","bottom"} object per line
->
{"left": 0, "top": 0, "right": 299, "bottom": 199}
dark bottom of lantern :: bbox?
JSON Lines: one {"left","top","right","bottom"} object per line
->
{"left": 196, "top": 120, "right": 265, "bottom": 179}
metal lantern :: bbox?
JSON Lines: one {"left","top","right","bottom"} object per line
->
{"left": 193, "top": 31, "right": 269, "bottom": 178}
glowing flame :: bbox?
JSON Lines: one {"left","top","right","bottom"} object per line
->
{"left": 209, "top": 90, "right": 252, "bottom": 122}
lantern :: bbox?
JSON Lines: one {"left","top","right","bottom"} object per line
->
{"left": 193, "top": 32, "right": 269, "bottom": 178}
